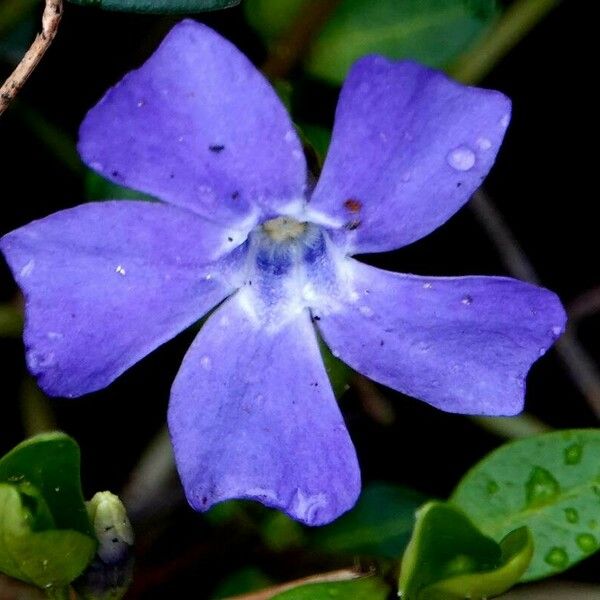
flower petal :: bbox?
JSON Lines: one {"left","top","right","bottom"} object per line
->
{"left": 310, "top": 58, "right": 511, "bottom": 254}
{"left": 316, "top": 259, "right": 566, "bottom": 415}
{"left": 79, "top": 20, "right": 307, "bottom": 228}
{"left": 0, "top": 201, "right": 237, "bottom": 397}
{"left": 168, "top": 291, "right": 360, "bottom": 526}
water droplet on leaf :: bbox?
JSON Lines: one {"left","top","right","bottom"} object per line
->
{"left": 447, "top": 145, "right": 476, "bottom": 171}
{"left": 486, "top": 480, "right": 499, "bottom": 494}
{"left": 525, "top": 466, "right": 560, "bottom": 508}
{"left": 544, "top": 547, "right": 568, "bottom": 569}
{"left": 564, "top": 508, "right": 579, "bottom": 524}
{"left": 576, "top": 533, "right": 597, "bottom": 553}
{"left": 564, "top": 443, "right": 583, "bottom": 465}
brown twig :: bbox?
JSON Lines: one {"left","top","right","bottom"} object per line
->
{"left": 0, "top": 0, "right": 63, "bottom": 117}
{"left": 261, "top": 0, "right": 341, "bottom": 79}
{"left": 471, "top": 190, "right": 600, "bottom": 418}
{"left": 223, "top": 569, "right": 359, "bottom": 600}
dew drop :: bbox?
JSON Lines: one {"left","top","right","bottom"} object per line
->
{"left": 20, "top": 259, "right": 35, "bottom": 277}
{"left": 576, "top": 533, "right": 597, "bottom": 553}
{"left": 564, "top": 443, "right": 583, "bottom": 465}
{"left": 422, "top": 282, "right": 433, "bottom": 289}
{"left": 500, "top": 114, "right": 510, "bottom": 128}
{"left": 115, "top": 265, "right": 126, "bottom": 276}
{"left": 525, "top": 466, "right": 560, "bottom": 508}
{"left": 447, "top": 145, "right": 476, "bottom": 171}
{"left": 476, "top": 137, "right": 492, "bottom": 151}
{"left": 331, "top": 349, "right": 341, "bottom": 358}
{"left": 486, "top": 480, "right": 499, "bottom": 494}
{"left": 359, "top": 305, "right": 374, "bottom": 318}
{"left": 200, "top": 355, "right": 212, "bottom": 370}
{"left": 284, "top": 130, "right": 295, "bottom": 143}
{"left": 461, "top": 295, "right": 473, "bottom": 306}
{"left": 564, "top": 507, "right": 579, "bottom": 524}
{"left": 137, "top": 100, "right": 145, "bottom": 108}
{"left": 544, "top": 547, "right": 568, "bottom": 569}
{"left": 552, "top": 325, "right": 563, "bottom": 337}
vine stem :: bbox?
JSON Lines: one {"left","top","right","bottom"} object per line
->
{"left": 223, "top": 569, "right": 359, "bottom": 600}
{"left": 0, "top": 0, "right": 63, "bottom": 116}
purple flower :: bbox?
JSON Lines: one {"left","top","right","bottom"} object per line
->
{"left": 0, "top": 21, "right": 565, "bottom": 526}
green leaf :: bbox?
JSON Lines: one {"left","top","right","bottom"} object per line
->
{"left": 310, "top": 482, "right": 427, "bottom": 558}
{"left": 271, "top": 576, "right": 389, "bottom": 600}
{"left": 247, "top": 0, "right": 499, "bottom": 85}
{"left": 85, "top": 170, "right": 156, "bottom": 202}
{"left": 451, "top": 429, "right": 600, "bottom": 581}
{"left": 67, "top": 0, "right": 240, "bottom": 13}
{"left": 310, "top": 0, "right": 499, "bottom": 84}
{"left": 0, "top": 433, "right": 94, "bottom": 537}
{"left": 0, "top": 485, "right": 96, "bottom": 589}
{"left": 399, "top": 502, "right": 532, "bottom": 600}
{"left": 0, "top": 434, "right": 97, "bottom": 588}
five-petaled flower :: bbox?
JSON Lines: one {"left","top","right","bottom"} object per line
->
{"left": 0, "top": 21, "right": 566, "bottom": 526}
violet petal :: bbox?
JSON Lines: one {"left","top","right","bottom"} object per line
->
{"left": 169, "top": 292, "right": 360, "bottom": 525}
{"left": 316, "top": 259, "right": 566, "bottom": 415}
{"left": 0, "top": 201, "right": 237, "bottom": 397}
{"left": 311, "top": 57, "right": 511, "bottom": 254}
{"left": 79, "top": 20, "right": 307, "bottom": 229}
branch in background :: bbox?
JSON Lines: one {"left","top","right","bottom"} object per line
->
{"left": 120, "top": 425, "right": 182, "bottom": 525}
{"left": 261, "top": 0, "right": 341, "bottom": 79}
{"left": 472, "top": 190, "right": 600, "bottom": 418}
{"left": 568, "top": 286, "right": 600, "bottom": 323}
{"left": 0, "top": 301, "right": 22, "bottom": 337}
{"left": 224, "top": 569, "right": 359, "bottom": 600}
{"left": 0, "top": 0, "right": 63, "bottom": 116}
{"left": 449, "top": 0, "right": 561, "bottom": 85}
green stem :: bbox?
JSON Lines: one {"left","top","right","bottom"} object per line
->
{"left": 449, "top": 0, "right": 561, "bottom": 84}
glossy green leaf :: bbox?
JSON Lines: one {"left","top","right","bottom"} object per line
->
{"left": 0, "top": 485, "right": 96, "bottom": 589}
{"left": 246, "top": 0, "right": 498, "bottom": 85}
{"left": 310, "top": 482, "right": 427, "bottom": 558}
{"left": 0, "top": 433, "right": 94, "bottom": 537}
{"left": 399, "top": 502, "right": 532, "bottom": 600}
{"left": 67, "top": 0, "right": 240, "bottom": 13}
{"left": 451, "top": 429, "right": 600, "bottom": 581}
{"left": 271, "top": 576, "right": 389, "bottom": 600}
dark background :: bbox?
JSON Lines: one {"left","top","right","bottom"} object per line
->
{"left": 0, "top": 1, "right": 597, "bottom": 597}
